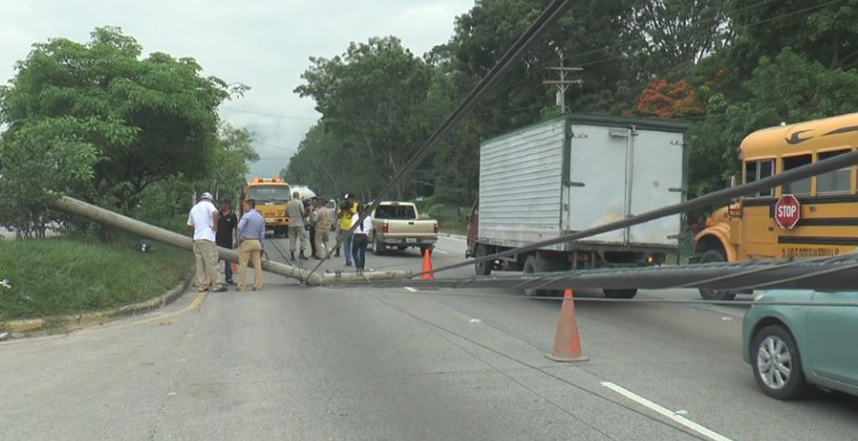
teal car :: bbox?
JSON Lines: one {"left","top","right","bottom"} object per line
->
{"left": 743, "top": 289, "right": 858, "bottom": 400}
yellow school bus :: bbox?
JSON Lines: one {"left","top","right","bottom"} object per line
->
{"left": 242, "top": 177, "right": 292, "bottom": 237}
{"left": 694, "top": 112, "right": 858, "bottom": 300}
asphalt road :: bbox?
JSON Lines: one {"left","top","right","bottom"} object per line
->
{"left": 2, "top": 236, "right": 857, "bottom": 441}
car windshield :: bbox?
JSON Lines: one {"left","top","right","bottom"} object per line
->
{"left": 375, "top": 205, "right": 416, "bottom": 220}
{"left": 249, "top": 185, "right": 291, "bottom": 204}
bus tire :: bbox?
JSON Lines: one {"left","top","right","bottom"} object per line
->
{"left": 696, "top": 249, "right": 737, "bottom": 301}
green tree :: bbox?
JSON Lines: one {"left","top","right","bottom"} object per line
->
{"left": 281, "top": 123, "right": 348, "bottom": 198}
{"left": 0, "top": 26, "right": 232, "bottom": 213}
{"left": 294, "top": 37, "right": 433, "bottom": 199}
{"left": 624, "top": 0, "right": 732, "bottom": 76}
{"left": 730, "top": 0, "right": 858, "bottom": 72}
{"left": 137, "top": 123, "right": 258, "bottom": 221}
{"left": 0, "top": 117, "right": 98, "bottom": 238}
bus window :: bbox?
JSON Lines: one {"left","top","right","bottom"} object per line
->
{"left": 745, "top": 159, "right": 774, "bottom": 197}
{"left": 782, "top": 154, "right": 812, "bottom": 195}
{"left": 817, "top": 149, "right": 852, "bottom": 194}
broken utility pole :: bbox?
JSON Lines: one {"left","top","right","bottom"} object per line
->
{"left": 49, "top": 196, "right": 411, "bottom": 286}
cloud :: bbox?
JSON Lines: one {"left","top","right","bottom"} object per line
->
{"left": 0, "top": 0, "right": 474, "bottom": 179}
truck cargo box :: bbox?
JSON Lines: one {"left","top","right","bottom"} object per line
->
{"left": 478, "top": 115, "right": 688, "bottom": 252}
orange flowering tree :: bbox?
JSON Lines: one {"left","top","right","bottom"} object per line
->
{"left": 633, "top": 78, "right": 704, "bottom": 118}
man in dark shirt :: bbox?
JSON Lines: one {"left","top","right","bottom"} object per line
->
{"left": 217, "top": 197, "right": 238, "bottom": 285}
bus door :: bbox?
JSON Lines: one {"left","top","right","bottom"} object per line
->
{"left": 740, "top": 159, "right": 778, "bottom": 259}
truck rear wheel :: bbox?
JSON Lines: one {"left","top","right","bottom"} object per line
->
{"left": 603, "top": 289, "right": 638, "bottom": 299}
{"left": 696, "top": 249, "right": 737, "bottom": 301}
{"left": 474, "top": 244, "right": 492, "bottom": 276}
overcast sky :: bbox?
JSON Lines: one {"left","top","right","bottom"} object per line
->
{"left": 0, "top": 0, "right": 475, "bottom": 179}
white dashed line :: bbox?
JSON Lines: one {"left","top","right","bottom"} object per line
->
{"left": 601, "top": 381, "right": 734, "bottom": 441}
{"left": 404, "top": 287, "right": 418, "bottom": 292}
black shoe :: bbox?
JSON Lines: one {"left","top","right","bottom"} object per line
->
{"left": 300, "top": 254, "right": 309, "bottom": 260}
{"left": 225, "top": 279, "right": 236, "bottom": 285}
{"left": 211, "top": 286, "right": 227, "bottom": 293}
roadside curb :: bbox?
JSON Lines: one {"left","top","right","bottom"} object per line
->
{"left": 0, "top": 278, "right": 191, "bottom": 339}
{"left": 440, "top": 233, "right": 467, "bottom": 240}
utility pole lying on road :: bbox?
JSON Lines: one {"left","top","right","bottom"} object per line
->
{"left": 50, "top": 196, "right": 410, "bottom": 286}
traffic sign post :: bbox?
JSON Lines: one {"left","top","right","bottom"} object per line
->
{"left": 774, "top": 194, "right": 801, "bottom": 229}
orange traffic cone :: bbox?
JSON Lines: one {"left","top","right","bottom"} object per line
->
{"left": 419, "top": 248, "right": 436, "bottom": 290}
{"left": 545, "top": 289, "right": 589, "bottom": 362}
{"left": 421, "top": 248, "right": 434, "bottom": 280}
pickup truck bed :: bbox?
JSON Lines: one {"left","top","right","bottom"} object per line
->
{"left": 370, "top": 202, "right": 438, "bottom": 255}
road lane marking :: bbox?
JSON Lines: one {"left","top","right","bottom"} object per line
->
{"left": 404, "top": 287, "right": 418, "bottom": 292}
{"left": 433, "top": 249, "right": 450, "bottom": 255}
{"left": 600, "top": 381, "right": 734, "bottom": 441}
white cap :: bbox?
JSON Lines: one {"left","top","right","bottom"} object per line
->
{"left": 201, "top": 192, "right": 214, "bottom": 200}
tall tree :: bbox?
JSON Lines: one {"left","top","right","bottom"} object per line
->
{"left": 281, "top": 123, "right": 349, "bottom": 199}
{"left": 294, "top": 37, "right": 432, "bottom": 199}
{"left": 624, "top": 0, "right": 732, "bottom": 77}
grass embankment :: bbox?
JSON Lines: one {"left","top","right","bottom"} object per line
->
{"left": 0, "top": 238, "right": 192, "bottom": 322}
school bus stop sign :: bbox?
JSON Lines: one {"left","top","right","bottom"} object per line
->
{"left": 775, "top": 194, "right": 801, "bottom": 230}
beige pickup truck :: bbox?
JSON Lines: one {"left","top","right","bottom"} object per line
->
{"left": 369, "top": 202, "right": 438, "bottom": 255}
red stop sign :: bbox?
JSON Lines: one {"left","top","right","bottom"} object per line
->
{"left": 774, "top": 194, "right": 801, "bottom": 230}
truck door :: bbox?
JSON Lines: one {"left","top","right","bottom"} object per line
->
{"left": 567, "top": 125, "right": 628, "bottom": 244}
{"left": 628, "top": 129, "right": 684, "bottom": 246}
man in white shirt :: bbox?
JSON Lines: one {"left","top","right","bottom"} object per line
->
{"left": 187, "top": 192, "right": 226, "bottom": 292}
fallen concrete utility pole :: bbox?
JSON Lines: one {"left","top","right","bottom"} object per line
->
{"left": 50, "top": 196, "right": 410, "bottom": 285}
{"left": 387, "top": 253, "right": 858, "bottom": 292}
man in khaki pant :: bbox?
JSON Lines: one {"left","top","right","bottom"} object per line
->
{"left": 236, "top": 199, "right": 266, "bottom": 291}
{"left": 286, "top": 192, "right": 310, "bottom": 260}
{"left": 312, "top": 199, "right": 331, "bottom": 259}
{"left": 187, "top": 192, "right": 226, "bottom": 292}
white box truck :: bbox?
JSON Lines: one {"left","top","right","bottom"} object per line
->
{"left": 466, "top": 115, "right": 689, "bottom": 298}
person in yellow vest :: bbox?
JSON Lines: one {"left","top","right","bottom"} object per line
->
{"left": 338, "top": 193, "right": 358, "bottom": 266}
